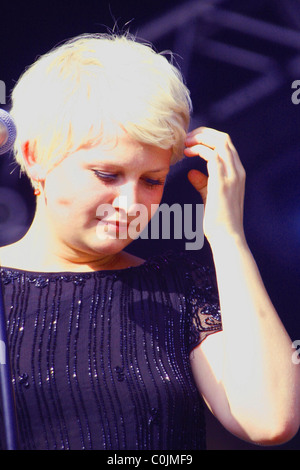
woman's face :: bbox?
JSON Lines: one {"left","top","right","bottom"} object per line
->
{"left": 41, "top": 132, "right": 172, "bottom": 261}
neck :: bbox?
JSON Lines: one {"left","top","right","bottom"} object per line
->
{"left": 11, "top": 204, "right": 125, "bottom": 272}
{"left": 8, "top": 199, "right": 145, "bottom": 272}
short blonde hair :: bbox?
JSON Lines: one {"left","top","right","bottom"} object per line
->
{"left": 11, "top": 32, "right": 192, "bottom": 178}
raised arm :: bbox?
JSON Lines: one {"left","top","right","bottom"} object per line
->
{"left": 184, "top": 127, "right": 300, "bottom": 445}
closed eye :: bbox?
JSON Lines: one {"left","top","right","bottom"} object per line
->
{"left": 93, "top": 170, "right": 165, "bottom": 188}
{"left": 143, "top": 178, "right": 165, "bottom": 188}
{"left": 93, "top": 170, "right": 118, "bottom": 183}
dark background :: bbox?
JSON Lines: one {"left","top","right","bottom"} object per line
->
{"left": 0, "top": 0, "right": 300, "bottom": 450}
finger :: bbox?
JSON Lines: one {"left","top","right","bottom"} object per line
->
{"left": 185, "top": 132, "right": 216, "bottom": 151}
{"left": 187, "top": 169, "right": 208, "bottom": 203}
{"left": 189, "top": 127, "right": 245, "bottom": 176}
{"left": 186, "top": 129, "right": 239, "bottom": 180}
{"left": 227, "top": 139, "right": 246, "bottom": 177}
{"left": 185, "top": 126, "right": 206, "bottom": 139}
{"left": 184, "top": 144, "right": 226, "bottom": 185}
{"left": 186, "top": 126, "right": 227, "bottom": 145}
{"left": 184, "top": 141, "right": 225, "bottom": 173}
{"left": 186, "top": 126, "right": 219, "bottom": 140}
{"left": 184, "top": 144, "right": 215, "bottom": 159}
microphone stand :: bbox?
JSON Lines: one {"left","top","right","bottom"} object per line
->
{"left": 0, "top": 274, "right": 18, "bottom": 450}
{"left": 0, "top": 109, "right": 19, "bottom": 449}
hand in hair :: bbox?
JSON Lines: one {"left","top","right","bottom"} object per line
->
{"left": 184, "top": 127, "right": 246, "bottom": 246}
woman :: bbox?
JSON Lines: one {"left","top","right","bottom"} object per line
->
{"left": 0, "top": 32, "right": 299, "bottom": 450}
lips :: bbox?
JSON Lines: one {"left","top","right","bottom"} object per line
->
{"left": 97, "top": 219, "right": 130, "bottom": 235}
{"left": 104, "top": 220, "right": 129, "bottom": 228}
{"left": 96, "top": 216, "right": 128, "bottom": 224}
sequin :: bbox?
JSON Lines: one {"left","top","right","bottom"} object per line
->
{"left": 0, "top": 251, "right": 222, "bottom": 450}
{"left": 114, "top": 366, "right": 125, "bottom": 382}
{"left": 19, "top": 373, "right": 30, "bottom": 389}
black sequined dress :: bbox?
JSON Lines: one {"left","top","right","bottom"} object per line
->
{"left": 0, "top": 252, "right": 222, "bottom": 450}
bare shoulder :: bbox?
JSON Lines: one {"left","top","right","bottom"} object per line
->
{"left": 0, "top": 241, "right": 25, "bottom": 269}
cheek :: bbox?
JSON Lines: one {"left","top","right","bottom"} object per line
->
{"left": 44, "top": 169, "right": 108, "bottom": 210}
{"left": 44, "top": 182, "right": 78, "bottom": 210}
{"left": 139, "top": 190, "right": 164, "bottom": 223}
{"left": 43, "top": 167, "right": 78, "bottom": 204}
{"left": 145, "top": 188, "right": 164, "bottom": 209}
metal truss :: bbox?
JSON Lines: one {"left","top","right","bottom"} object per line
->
{"left": 135, "top": 0, "right": 300, "bottom": 275}
{"left": 137, "top": 0, "right": 300, "bottom": 123}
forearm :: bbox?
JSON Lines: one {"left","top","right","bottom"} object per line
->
{"left": 210, "top": 233, "right": 300, "bottom": 441}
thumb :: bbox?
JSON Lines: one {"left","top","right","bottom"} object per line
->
{"left": 187, "top": 169, "right": 208, "bottom": 204}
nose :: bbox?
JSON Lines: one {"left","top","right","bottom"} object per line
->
{"left": 112, "top": 180, "right": 138, "bottom": 214}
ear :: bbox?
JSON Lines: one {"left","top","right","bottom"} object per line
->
{"left": 21, "top": 141, "right": 46, "bottom": 181}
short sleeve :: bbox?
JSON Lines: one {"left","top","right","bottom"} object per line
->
{"left": 186, "top": 260, "right": 222, "bottom": 353}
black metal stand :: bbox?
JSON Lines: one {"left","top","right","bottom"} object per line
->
{"left": 0, "top": 276, "right": 18, "bottom": 450}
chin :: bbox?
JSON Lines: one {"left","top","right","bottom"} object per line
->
{"left": 89, "top": 235, "right": 134, "bottom": 255}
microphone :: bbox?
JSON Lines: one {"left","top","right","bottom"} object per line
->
{"left": 0, "top": 109, "right": 16, "bottom": 155}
